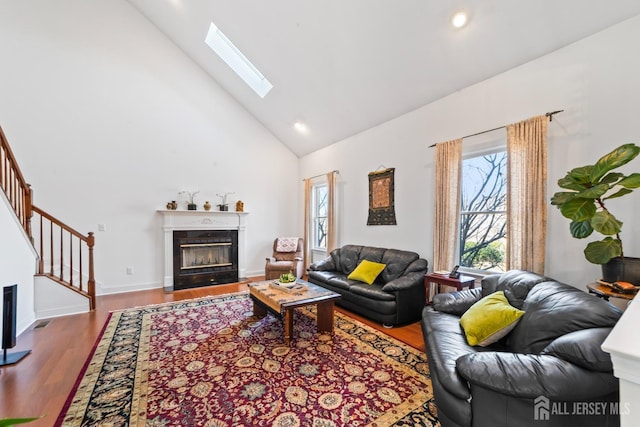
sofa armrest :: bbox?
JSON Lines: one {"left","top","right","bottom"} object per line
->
{"left": 294, "top": 257, "right": 303, "bottom": 261}
{"left": 456, "top": 352, "right": 619, "bottom": 400}
{"left": 382, "top": 271, "right": 423, "bottom": 292}
{"left": 265, "top": 257, "right": 276, "bottom": 263}
{"left": 432, "top": 288, "right": 482, "bottom": 316}
{"left": 308, "top": 256, "right": 335, "bottom": 271}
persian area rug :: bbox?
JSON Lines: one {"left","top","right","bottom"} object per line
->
{"left": 56, "top": 292, "right": 439, "bottom": 426}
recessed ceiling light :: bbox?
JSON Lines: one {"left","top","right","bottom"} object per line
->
{"left": 294, "top": 121, "right": 309, "bottom": 134}
{"left": 451, "top": 11, "right": 468, "bottom": 29}
{"left": 205, "top": 22, "right": 273, "bottom": 98}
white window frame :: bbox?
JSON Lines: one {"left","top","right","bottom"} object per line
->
{"left": 458, "top": 145, "right": 507, "bottom": 275}
{"left": 312, "top": 182, "right": 328, "bottom": 251}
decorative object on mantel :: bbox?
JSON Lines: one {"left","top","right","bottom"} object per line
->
{"left": 216, "top": 191, "right": 235, "bottom": 211}
{"left": 235, "top": 200, "right": 244, "bottom": 212}
{"left": 165, "top": 200, "right": 178, "bottom": 210}
{"left": 180, "top": 190, "right": 199, "bottom": 210}
{"left": 203, "top": 201, "right": 211, "bottom": 211}
{"left": 367, "top": 166, "right": 397, "bottom": 226}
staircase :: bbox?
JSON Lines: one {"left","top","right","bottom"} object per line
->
{"left": 0, "top": 126, "right": 95, "bottom": 309}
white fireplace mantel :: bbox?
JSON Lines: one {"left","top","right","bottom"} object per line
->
{"left": 601, "top": 296, "right": 640, "bottom": 427}
{"left": 157, "top": 209, "right": 249, "bottom": 290}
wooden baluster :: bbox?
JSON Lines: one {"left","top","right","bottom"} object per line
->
{"left": 87, "top": 232, "right": 95, "bottom": 310}
{"left": 69, "top": 233, "right": 73, "bottom": 288}
{"left": 38, "top": 214, "right": 44, "bottom": 274}
{"left": 79, "top": 241, "right": 84, "bottom": 293}
{"left": 59, "top": 226, "right": 64, "bottom": 281}
{"left": 25, "top": 184, "right": 32, "bottom": 240}
{"left": 0, "top": 144, "right": 4, "bottom": 189}
{"left": 49, "top": 219, "right": 54, "bottom": 275}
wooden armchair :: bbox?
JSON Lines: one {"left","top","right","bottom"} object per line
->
{"left": 265, "top": 237, "right": 304, "bottom": 280}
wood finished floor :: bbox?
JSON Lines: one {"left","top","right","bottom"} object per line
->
{"left": 0, "top": 279, "right": 425, "bottom": 425}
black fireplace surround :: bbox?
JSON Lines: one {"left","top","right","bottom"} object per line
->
{"left": 173, "top": 230, "right": 238, "bottom": 290}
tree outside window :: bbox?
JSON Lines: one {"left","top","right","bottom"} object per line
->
{"left": 459, "top": 151, "right": 507, "bottom": 272}
{"left": 313, "top": 184, "right": 328, "bottom": 250}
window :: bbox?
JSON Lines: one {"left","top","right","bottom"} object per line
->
{"left": 459, "top": 150, "right": 507, "bottom": 272}
{"left": 312, "top": 184, "right": 328, "bottom": 250}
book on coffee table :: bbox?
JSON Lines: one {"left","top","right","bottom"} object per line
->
{"left": 269, "top": 280, "right": 307, "bottom": 294}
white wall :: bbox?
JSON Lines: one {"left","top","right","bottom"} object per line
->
{"left": 0, "top": 193, "right": 37, "bottom": 335}
{"left": 0, "top": 0, "right": 300, "bottom": 296}
{"left": 300, "top": 15, "right": 640, "bottom": 289}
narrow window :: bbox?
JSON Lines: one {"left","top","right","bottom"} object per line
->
{"left": 459, "top": 151, "right": 507, "bottom": 272}
{"left": 312, "top": 184, "right": 328, "bottom": 250}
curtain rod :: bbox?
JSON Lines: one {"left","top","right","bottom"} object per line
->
{"left": 427, "top": 110, "right": 564, "bottom": 148}
{"left": 303, "top": 170, "right": 339, "bottom": 181}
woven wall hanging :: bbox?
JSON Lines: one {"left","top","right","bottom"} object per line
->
{"left": 367, "top": 167, "right": 397, "bottom": 225}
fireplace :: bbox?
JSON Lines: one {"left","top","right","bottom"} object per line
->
{"left": 173, "top": 230, "right": 238, "bottom": 290}
{"left": 158, "top": 209, "right": 248, "bottom": 291}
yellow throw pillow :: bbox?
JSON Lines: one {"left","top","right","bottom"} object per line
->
{"left": 347, "top": 260, "right": 386, "bottom": 285}
{"left": 459, "top": 291, "right": 525, "bottom": 347}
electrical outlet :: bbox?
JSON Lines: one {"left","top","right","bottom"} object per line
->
{"left": 98, "top": 224, "right": 106, "bottom": 232}
{"left": 126, "top": 266, "right": 134, "bottom": 275}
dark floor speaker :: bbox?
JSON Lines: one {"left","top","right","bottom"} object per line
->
{"left": 1, "top": 284, "right": 31, "bottom": 366}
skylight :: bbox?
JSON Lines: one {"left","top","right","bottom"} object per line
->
{"left": 205, "top": 22, "right": 273, "bottom": 98}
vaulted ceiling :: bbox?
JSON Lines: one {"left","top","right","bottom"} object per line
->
{"left": 126, "top": 1, "right": 640, "bottom": 157}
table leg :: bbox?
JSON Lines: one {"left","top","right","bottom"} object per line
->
{"left": 284, "top": 308, "right": 294, "bottom": 345}
{"left": 425, "top": 282, "right": 431, "bottom": 305}
{"left": 253, "top": 300, "right": 267, "bottom": 318}
{"left": 316, "top": 301, "right": 335, "bottom": 332}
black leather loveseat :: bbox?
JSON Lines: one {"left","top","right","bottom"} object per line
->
{"left": 307, "top": 244, "right": 428, "bottom": 326}
{"left": 421, "top": 270, "right": 622, "bottom": 427}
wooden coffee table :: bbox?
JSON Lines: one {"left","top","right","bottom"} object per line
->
{"left": 249, "top": 280, "right": 341, "bottom": 344}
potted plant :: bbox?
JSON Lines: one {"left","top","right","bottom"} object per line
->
{"left": 551, "top": 143, "right": 640, "bottom": 282}
{"left": 216, "top": 192, "right": 235, "bottom": 211}
{"left": 179, "top": 190, "right": 199, "bottom": 210}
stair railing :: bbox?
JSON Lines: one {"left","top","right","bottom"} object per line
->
{"left": 31, "top": 206, "right": 96, "bottom": 310}
{"left": 0, "top": 126, "right": 32, "bottom": 237}
{"left": 0, "top": 126, "right": 95, "bottom": 309}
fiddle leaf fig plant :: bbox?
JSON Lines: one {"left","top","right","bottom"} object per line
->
{"left": 551, "top": 143, "right": 640, "bottom": 264}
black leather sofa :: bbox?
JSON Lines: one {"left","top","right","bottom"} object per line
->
{"left": 307, "top": 244, "right": 428, "bottom": 326}
{"left": 421, "top": 270, "right": 622, "bottom": 427}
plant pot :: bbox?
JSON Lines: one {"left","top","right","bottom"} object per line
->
{"left": 218, "top": 204, "right": 228, "bottom": 211}
{"left": 601, "top": 256, "right": 640, "bottom": 285}
{"left": 187, "top": 203, "right": 197, "bottom": 211}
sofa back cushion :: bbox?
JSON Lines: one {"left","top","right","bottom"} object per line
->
{"left": 507, "top": 281, "right": 622, "bottom": 354}
{"left": 482, "top": 270, "right": 548, "bottom": 309}
{"left": 380, "top": 248, "right": 419, "bottom": 282}
{"left": 331, "top": 245, "right": 363, "bottom": 274}
{"left": 330, "top": 245, "right": 421, "bottom": 283}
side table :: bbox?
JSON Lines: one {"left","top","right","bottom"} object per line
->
{"left": 586, "top": 283, "right": 636, "bottom": 302}
{"left": 424, "top": 273, "right": 476, "bottom": 304}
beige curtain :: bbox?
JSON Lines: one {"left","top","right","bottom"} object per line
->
{"left": 506, "top": 115, "right": 548, "bottom": 273}
{"left": 303, "top": 178, "right": 312, "bottom": 272}
{"left": 433, "top": 139, "right": 463, "bottom": 274}
{"left": 326, "top": 171, "right": 338, "bottom": 253}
